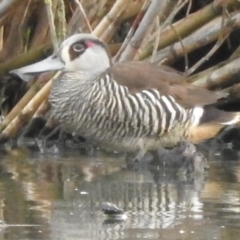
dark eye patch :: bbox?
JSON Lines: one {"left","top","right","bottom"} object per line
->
{"left": 73, "top": 43, "right": 85, "bottom": 53}
{"left": 68, "top": 40, "right": 87, "bottom": 61}
{"left": 68, "top": 38, "right": 109, "bottom": 61}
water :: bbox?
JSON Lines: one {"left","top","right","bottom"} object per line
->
{"left": 0, "top": 143, "right": 239, "bottom": 240}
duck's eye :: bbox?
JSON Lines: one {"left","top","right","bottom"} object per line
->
{"left": 73, "top": 43, "right": 85, "bottom": 53}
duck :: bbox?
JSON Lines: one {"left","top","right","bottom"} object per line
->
{"left": 9, "top": 33, "right": 240, "bottom": 157}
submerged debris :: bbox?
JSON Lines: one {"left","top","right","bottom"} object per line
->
{"left": 101, "top": 202, "right": 127, "bottom": 221}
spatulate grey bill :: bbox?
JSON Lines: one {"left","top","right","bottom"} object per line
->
{"left": 10, "top": 55, "right": 65, "bottom": 81}
{"left": 9, "top": 33, "right": 240, "bottom": 153}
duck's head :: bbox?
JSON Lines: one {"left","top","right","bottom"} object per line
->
{"left": 10, "top": 33, "right": 112, "bottom": 81}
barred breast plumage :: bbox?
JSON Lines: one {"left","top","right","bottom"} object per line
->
{"left": 10, "top": 33, "right": 240, "bottom": 153}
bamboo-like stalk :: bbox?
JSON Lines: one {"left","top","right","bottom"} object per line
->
{"left": 57, "top": 0, "right": 67, "bottom": 42}
{"left": 109, "top": 43, "right": 121, "bottom": 56}
{"left": 0, "top": 43, "right": 51, "bottom": 74}
{"left": 73, "top": 0, "right": 92, "bottom": 32}
{"left": 186, "top": 7, "right": 232, "bottom": 75}
{"left": 0, "top": 0, "right": 21, "bottom": 19}
{"left": 68, "top": 0, "right": 108, "bottom": 35}
{"left": 187, "top": 59, "right": 229, "bottom": 85}
{"left": 0, "top": 73, "right": 60, "bottom": 142}
{"left": 0, "top": 72, "right": 54, "bottom": 132}
{"left": 226, "top": 82, "right": 240, "bottom": 99}
{"left": 29, "top": 2, "right": 49, "bottom": 48}
{"left": 141, "top": 0, "right": 187, "bottom": 60}
{"left": 114, "top": 0, "right": 148, "bottom": 62}
{"left": 230, "top": 46, "right": 240, "bottom": 59}
{"left": 119, "top": 0, "right": 164, "bottom": 61}
{"left": 148, "top": 11, "right": 240, "bottom": 65}
{"left": 99, "top": 15, "right": 127, "bottom": 43}
{"left": 123, "top": 0, "right": 146, "bottom": 20}
{"left": 93, "top": 0, "right": 130, "bottom": 38}
{"left": 136, "top": 0, "right": 240, "bottom": 60}
{"left": 45, "top": 0, "right": 58, "bottom": 51}
{"left": 20, "top": 99, "right": 51, "bottom": 138}
{"left": 0, "top": 0, "right": 33, "bottom": 61}
{"left": 151, "top": 16, "right": 161, "bottom": 62}
{"left": 99, "top": 13, "right": 133, "bottom": 43}
{"left": 0, "top": 0, "right": 59, "bottom": 138}
{"left": 18, "top": 0, "right": 32, "bottom": 51}
{"left": 187, "top": 36, "right": 229, "bottom": 76}
{"left": 159, "top": 0, "right": 182, "bottom": 23}
{"left": 150, "top": 0, "right": 185, "bottom": 62}
{"left": 68, "top": 0, "right": 145, "bottom": 36}
{"left": 189, "top": 56, "right": 240, "bottom": 90}
{"left": 0, "top": 26, "right": 3, "bottom": 51}
{"left": 30, "top": 99, "right": 50, "bottom": 119}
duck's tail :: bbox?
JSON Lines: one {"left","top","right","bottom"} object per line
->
{"left": 187, "top": 106, "right": 240, "bottom": 143}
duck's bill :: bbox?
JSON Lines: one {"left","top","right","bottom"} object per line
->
{"left": 9, "top": 54, "right": 64, "bottom": 82}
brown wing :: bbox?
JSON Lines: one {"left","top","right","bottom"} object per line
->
{"left": 107, "top": 61, "right": 226, "bottom": 108}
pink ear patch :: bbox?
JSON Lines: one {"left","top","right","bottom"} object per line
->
{"left": 85, "top": 41, "right": 95, "bottom": 48}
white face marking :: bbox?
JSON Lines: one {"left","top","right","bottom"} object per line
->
{"left": 59, "top": 34, "right": 111, "bottom": 74}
